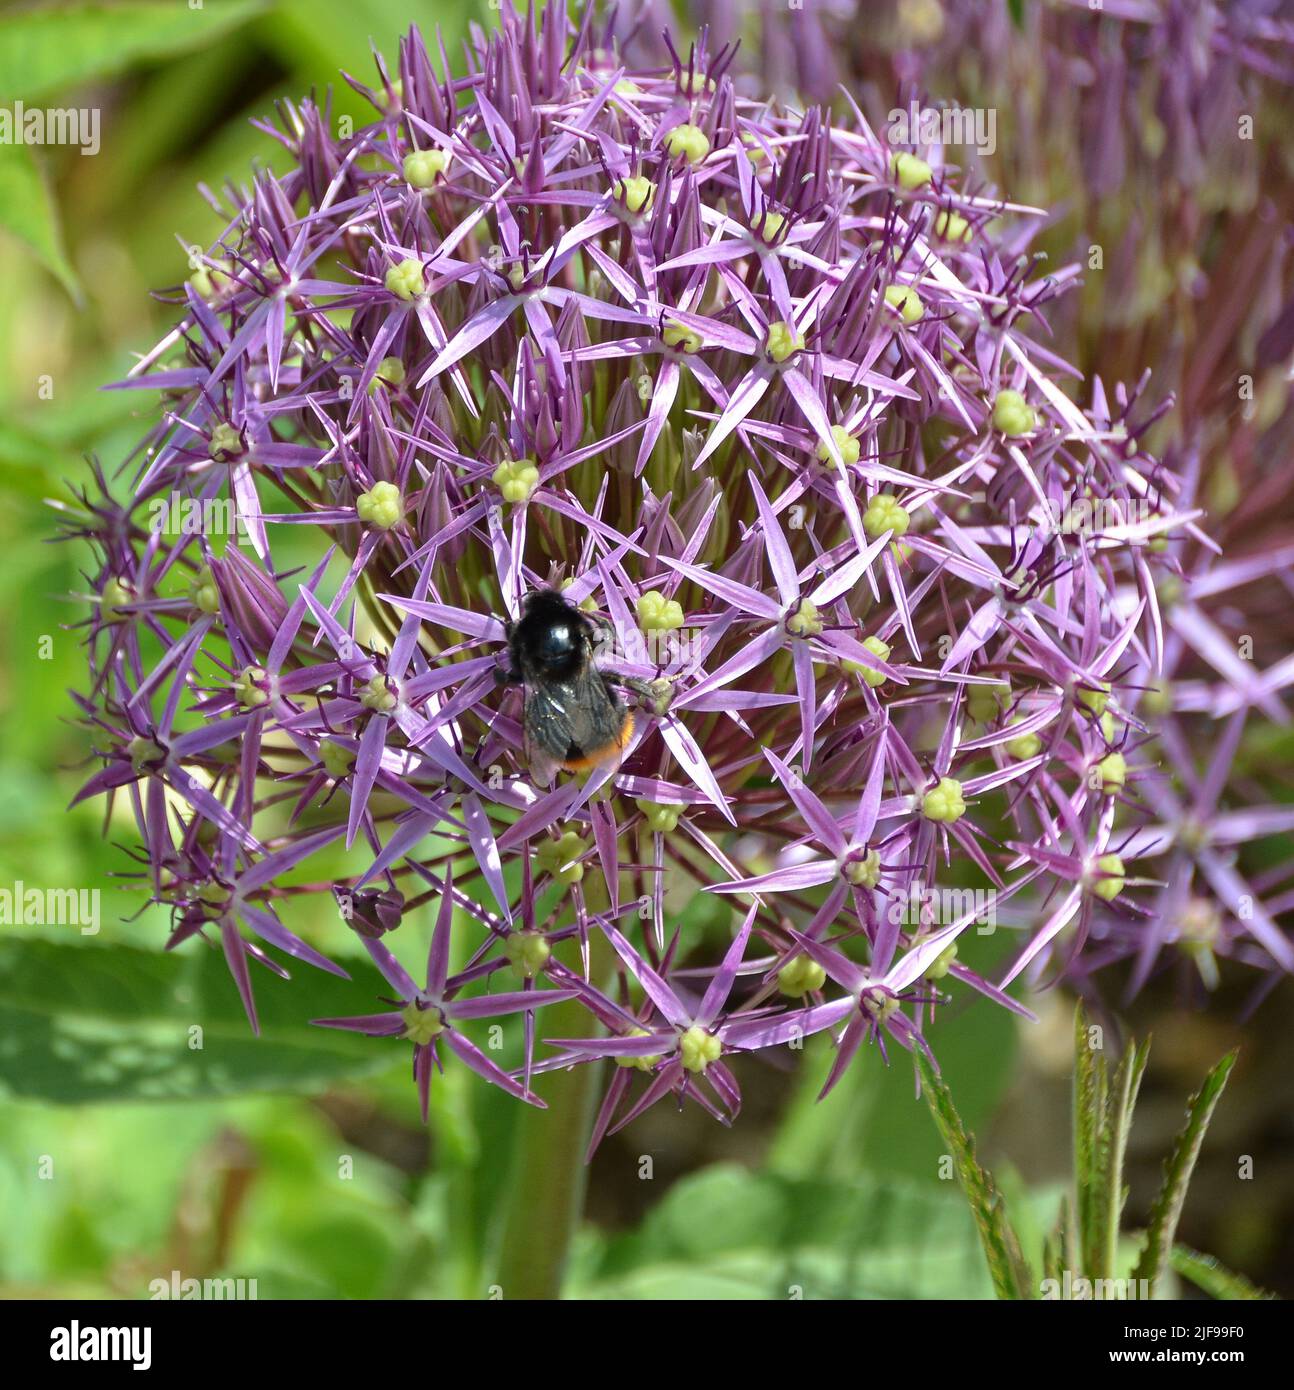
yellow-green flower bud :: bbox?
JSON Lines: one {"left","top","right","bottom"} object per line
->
{"left": 384, "top": 258, "right": 425, "bottom": 300}
{"left": 1004, "top": 720, "right": 1041, "bottom": 760}
{"left": 816, "top": 425, "right": 861, "bottom": 467}
{"left": 1076, "top": 679, "right": 1110, "bottom": 718}
{"left": 922, "top": 777, "right": 966, "bottom": 824}
{"left": 967, "top": 680, "right": 1010, "bottom": 724}
{"left": 786, "top": 599, "right": 823, "bottom": 637}
{"left": 845, "top": 636, "right": 891, "bottom": 689}
{"left": 884, "top": 283, "right": 924, "bottom": 325}
{"left": 636, "top": 799, "right": 682, "bottom": 834}
{"left": 933, "top": 209, "right": 972, "bottom": 243}
{"left": 356, "top": 480, "right": 404, "bottom": 530}
{"left": 100, "top": 577, "right": 134, "bottom": 623}
{"left": 1095, "top": 751, "right": 1127, "bottom": 794}
{"left": 890, "top": 150, "right": 933, "bottom": 189}
{"left": 320, "top": 740, "right": 355, "bottom": 779}
{"left": 662, "top": 319, "right": 703, "bottom": 354}
{"left": 664, "top": 123, "right": 710, "bottom": 164}
{"left": 492, "top": 457, "right": 540, "bottom": 504}
{"left": 127, "top": 735, "right": 166, "bottom": 772}
{"left": 403, "top": 149, "right": 448, "bottom": 188}
{"left": 778, "top": 954, "right": 827, "bottom": 998}
{"left": 861, "top": 987, "right": 900, "bottom": 1022}
{"left": 614, "top": 1026, "right": 661, "bottom": 1071}
{"left": 637, "top": 589, "right": 684, "bottom": 632}
{"left": 613, "top": 174, "right": 654, "bottom": 215}
{"left": 765, "top": 320, "right": 805, "bottom": 363}
{"left": 926, "top": 941, "right": 959, "bottom": 980}
{"left": 992, "top": 389, "right": 1036, "bottom": 437}
{"left": 189, "top": 566, "right": 220, "bottom": 615}
{"left": 1091, "top": 853, "right": 1126, "bottom": 902}
{"left": 504, "top": 930, "right": 552, "bottom": 979}
{"left": 754, "top": 209, "right": 786, "bottom": 243}
{"left": 863, "top": 493, "right": 911, "bottom": 540}
{"left": 369, "top": 357, "right": 406, "bottom": 394}
{"left": 536, "top": 830, "right": 586, "bottom": 885}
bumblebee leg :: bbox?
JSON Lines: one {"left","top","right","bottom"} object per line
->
{"left": 614, "top": 675, "right": 675, "bottom": 715}
{"left": 494, "top": 664, "right": 522, "bottom": 687}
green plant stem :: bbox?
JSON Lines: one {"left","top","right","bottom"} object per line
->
{"left": 493, "top": 896, "right": 613, "bottom": 1299}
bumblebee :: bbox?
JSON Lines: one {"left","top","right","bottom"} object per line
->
{"left": 496, "top": 589, "right": 639, "bottom": 785}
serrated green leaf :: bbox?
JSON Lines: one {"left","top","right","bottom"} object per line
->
{"left": 915, "top": 1051, "right": 1034, "bottom": 1298}
{"left": 0, "top": 938, "right": 391, "bottom": 1103}
{"left": 1099, "top": 1036, "right": 1150, "bottom": 1281}
{"left": 1170, "top": 1244, "right": 1276, "bottom": 1301}
{"left": 1073, "top": 1001, "right": 1109, "bottom": 1278}
{"left": 1131, "top": 1049, "right": 1238, "bottom": 1295}
{"left": 0, "top": 1, "right": 265, "bottom": 101}
{"left": 0, "top": 143, "right": 80, "bottom": 300}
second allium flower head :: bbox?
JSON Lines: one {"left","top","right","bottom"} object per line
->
{"left": 70, "top": 0, "right": 1279, "bottom": 1137}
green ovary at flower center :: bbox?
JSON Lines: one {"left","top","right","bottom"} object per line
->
{"left": 863, "top": 493, "right": 911, "bottom": 540}
{"left": 360, "top": 675, "right": 397, "bottom": 712}
{"left": 765, "top": 320, "right": 804, "bottom": 363}
{"left": 816, "top": 425, "right": 861, "bottom": 467}
{"left": 860, "top": 987, "right": 899, "bottom": 1023}
{"left": 662, "top": 319, "right": 703, "bottom": 354}
{"left": 401, "top": 1001, "right": 444, "bottom": 1045}
{"left": 384, "top": 258, "right": 425, "bottom": 300}
{"left": 664, "top": 123, "right": 710, "bottom": 164}
{"left": 492, "top": 457, "right": 540, "bottom": 504}
{"left": 637, "top": 589, "right": 684, "bottom": 632}
{"left": 778, "top": 954, "right": 826, "bottom": 998}
{"left": 233, "top": 666, "right": 269, "bottom": 709}
{"left": 504, "top": 930, "right": 551, "bottom": 979}
{"left": 209, "top": 422, "right": 243, "bottom": 462}
{"left": 1089, "top": 853, "right": 1126, "bottom": 901}
{"left": 785, "top": 600, "right": 823, "bottom": 638}
{"left": 636, "top": 798, "right": 681, "bottom": 833}
{"left": 613, "top": 174, "right": 654, "bottom": 215}
{"left": 842, "top": 847, "right": 882, "bottom": 887}
{"left": 679, "top": 1024, "right": 722, "bottom": 1073}
{"left": 356, "top": 480, "right": 404, "bottom": 529}
{"left": 922, "top": 777, "right": 966, "bottom": 823}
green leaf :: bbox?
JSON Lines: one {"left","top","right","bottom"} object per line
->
{"left": 0, "top": 938, "right": 392, "bottom": 1103}
{"left": 1008, "top": 0, "right": 1027, "bottom": 31}
{"left": 1100, "top": 1036, "right": 1150, "bottom": 1280}
{"left": 1131, "top": 1049, "right": 1238, "bottom": 1295}
{"left": 0, "top": 144, "right": 80, "bottom": 300}
{"left": 1170, "top": 1244, "right": 1276, "bottom": 1301}
{"left": 0, "top": 1, "right": 265, "bottom": 101}
{"left": 1073, "top": 1001, "right": 1109, "bottom": 1278}
{"left": 915, "top": 1050, "right": 1034, "bottom": 1298}
{"left": 569, "top": 1162, "right": 1014, "bottom": 1299}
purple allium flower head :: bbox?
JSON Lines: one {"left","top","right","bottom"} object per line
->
{"left": 67, "top": 0, "right": 1290, "bottom": 1140}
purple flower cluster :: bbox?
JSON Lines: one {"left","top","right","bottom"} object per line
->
{"left": 69, "top": 1, "right": 1292, "bottom": 1138}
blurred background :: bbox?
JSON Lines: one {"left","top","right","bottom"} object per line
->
{"left": 1, "top": 0, "right": 1292, "bottom": 1299}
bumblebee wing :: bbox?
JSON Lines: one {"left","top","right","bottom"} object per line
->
{"left": 557, "top": 668, "right": 633, "bottom": 772}
{"left": 523, "top": 681, "right": 575, "bottom": 786}
{"left": 523, "top": 668, "right": 631, "bottom": 779}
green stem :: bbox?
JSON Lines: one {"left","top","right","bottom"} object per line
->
{"left": 493, "top": 897, "right": 613, "bottom": 1300}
